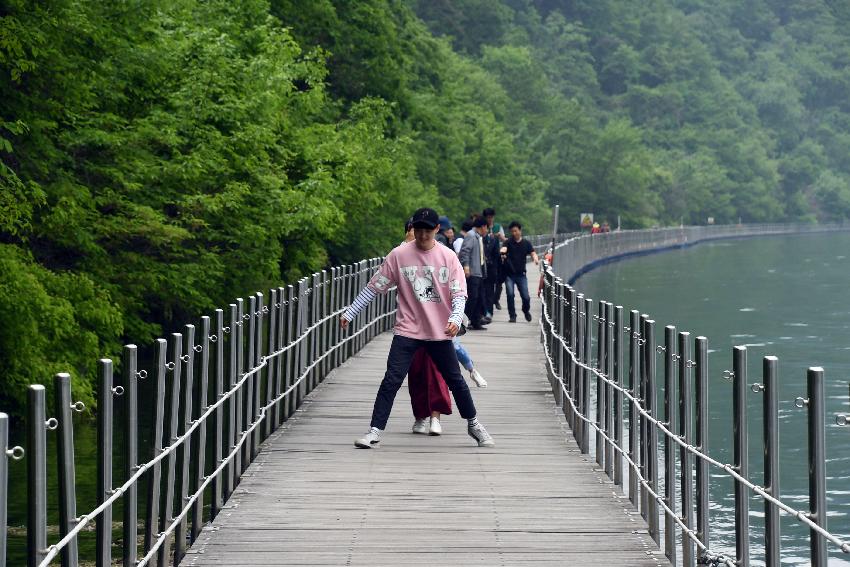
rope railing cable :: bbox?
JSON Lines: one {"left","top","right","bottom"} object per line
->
{"left": 537, "top": 310, "right": 735, "bottom": 567}
{"left": 36, "top": 292, "right": 397, "bottom": 567}
{"left": 538, "top": 275, "right": 850, "bottom": 557}
{"left": 133, "top": 306, "right": 397, "bottom": 567}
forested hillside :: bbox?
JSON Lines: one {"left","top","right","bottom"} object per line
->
{"left": 2, "top": 0, "right": 849, "bottom": 411}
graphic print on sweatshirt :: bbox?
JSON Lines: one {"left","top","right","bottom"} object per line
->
{"left": 400, "top": 265, "right": 448, "bottom": 303}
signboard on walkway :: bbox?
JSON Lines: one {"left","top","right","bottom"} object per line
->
{"left": 580, "top": 213, "right": 594, "bottom": 228}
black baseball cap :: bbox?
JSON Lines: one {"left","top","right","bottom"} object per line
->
{"left": 411, "top": 207, "right": 440, "bottom": 229}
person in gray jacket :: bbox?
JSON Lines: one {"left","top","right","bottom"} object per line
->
{"left": 458, "top": 217, "right": 489, "bottom": 330}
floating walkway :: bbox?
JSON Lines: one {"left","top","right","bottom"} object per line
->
{"left": 185, "top": 292, "right": 666, "bottom": 566}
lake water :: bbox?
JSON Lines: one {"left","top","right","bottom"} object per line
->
{"left": 575, "top": 232, "right": 850, "bottom": 565}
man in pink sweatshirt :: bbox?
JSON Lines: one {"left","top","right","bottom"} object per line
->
{"left": 340, "top": 207, "right": 495, "bottom": 448}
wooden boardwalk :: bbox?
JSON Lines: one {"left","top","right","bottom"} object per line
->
{"left": 186, "top": 292, "right": 667, "bottom": 566}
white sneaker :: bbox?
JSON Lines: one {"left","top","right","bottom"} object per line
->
{"left": 469, "top": 369, "right": 488, "bottom": 388}
{"left": 429, "top": 417, "right": 442, "bottom": 436}
{"left": 467, "top": 420, "right": 495, "bottom": 447}
{"left": 412, "top": 418, "right": 429, "bottom": 434}
{"left": 354, "top": 428, "right": 382, "bottom": 448}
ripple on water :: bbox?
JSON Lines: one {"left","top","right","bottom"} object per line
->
{"left": 739, "top": 307, "right": 756, "bottom": 312}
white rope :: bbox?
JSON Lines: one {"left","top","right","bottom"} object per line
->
{"left": 538, "top": 272, "right": 850, "bottom": 558}
{"left": 38, "top": 291, "right": 397, "bottom": 567}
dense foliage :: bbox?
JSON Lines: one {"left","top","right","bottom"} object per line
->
{"left": 2, "top": 0, "right": 849, "bottom": 412}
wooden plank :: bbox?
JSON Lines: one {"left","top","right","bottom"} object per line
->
{"left": 184, "top": 292, "right": 668, "bottom": 566}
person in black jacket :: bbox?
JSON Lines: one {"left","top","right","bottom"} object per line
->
{"left": 500, "top": 221, "right": 539, "bottom": 322}
{"left": 481, "top": 222, "right": 501, "bottom": 323}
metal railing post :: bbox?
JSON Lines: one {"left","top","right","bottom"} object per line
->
{"left": 252, "top": 292, "right": 263, "bottom": 459}
{"left": 159, "top": 333, "right": 182, "bottom": 566}
{"left": 806, "top": 367, "right": 827, "bottom": 567}
{"left": 733, "top": 346, "right": 749, "bottom": 567}
{"left": 762, "top": 356, "right": 780, "bottom": 567}
{"left": 582, "top": 296, "right": 593, "bottom": 454}
{"left": 555, "top": 281, "right": 565, "bottom": 407}
{"left": 54, "top": 372, "right": 79, "bottom": 567}
{"left": 645, "top": 319, "right": 660, "bottom": 545}
{"left": 321, "top": 270, "right": 329, "bottom": 380}
{"left": 295, "top": 280, "right": 306, "bottom": 407}
{"left": 628, "top": 309, "right": 641, "bottom": 509}
{"left": 175, "top": 325, "right": 196, "bottom": 564}
{"left": 568, "top": 288, "right": 577, "bottom": 430}
{"left": 679, "top": 332, "right": 694, "bottom": 567}
{"left": 192, "top": 316, "right": 211, "bottom": 542}
{"left": 557, "top": 280, "right": 567, "bottom": 408}
{"left": 359, "top": 262, "right": 367, "bottom": 352}
{"left": 640, "top": 314, "right": 649, "bottom": 520}
{"left": 265, "top": 289, "right": 277, "bottom": 440}
{"left": 123, "top": 344, "right": 139, "bottom": 567}
{"left": 329, "top": 269, "right": 338, "bottom": 372}
{"left": 0, "top": 412, "right": 17, "bottom": 567}
{"left": 285, "top": 285, "right": 296, "bottom": 420}
{"left": 144, "top": 340, "right": 167, "bottom": 561}
{"left": 212, "top": 308, "right": 225, "bottom": 519}
{"left": 246, "top": 296, "right": 256, "bottom": 463}
{"left": 27, "top": 385, "right": 48, "bottom": 567}
{"left": 663, "top": 325, "right": 677, "bottom": 565}
{"left": 275, "top": 287, "right": 286, "bottom": 426}
{"left": 695, "top": 336, "right": 710, "bottom": 558}
{"left": 235, "top": 298, "right": 245, "bottom": 478}
{"left": 574, "top": 294, "right": 585, "bottom": 449}
{"left": 613, "top": 305, "right": 624, "bottom": 488}
{"left": 226, "top": 304, "right": 238, "bottom": 497}
{"left": 96, "top": 360, "right": 114, "bottom": 567}
{"left": 605, "top": 302, "right": 615, "bottom": 479}
{"left": 340, "top": 266, "right": 349, "bottom": 364}
{"left": 550, "top": 277, "right": 559, "bottom": 391}
{"left": 596, "top": 301, "right": 606, "bottom": 468}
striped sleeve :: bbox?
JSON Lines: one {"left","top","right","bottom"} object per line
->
{"left": 343, "top": 287, "right": 377, "bottom": 322}
{"left": 448, "top": 295, "right": 466, "bottom": 328}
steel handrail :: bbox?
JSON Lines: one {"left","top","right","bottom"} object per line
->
{"left": 538, "top": 289, "right": 850, "bottom": 559}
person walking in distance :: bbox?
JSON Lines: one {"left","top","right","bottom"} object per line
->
{"left": 500, "top": 221, "right": 539, "bottom": 323}
{"left": 458, "top": 217, "right": 489, "bottom": 330}
{"left": 481, "top": 214, "right": 501, "bottom": 322}
{"left": 453, "top": 219, "right": 472, "bottom": 254}
{"left": 340, "top": 207, "right": 495, "bottom": 448}
{"left": 435, "top": 215, "right": 454, "bottom": 248}
{"left": 484, "top": 208, "right": 507, "bottom": 310}
{"left": 483, "top": 207, "right": 506, "bottom": 242}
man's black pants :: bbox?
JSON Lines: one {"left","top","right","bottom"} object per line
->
{"left": 465, "top": 276, "right": 484, "bottom": 325}
{"left": 370, "top": 335, "right": 477, "bottom": 430}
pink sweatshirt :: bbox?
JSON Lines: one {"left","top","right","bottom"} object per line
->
{"left": 367, "top": 241, "right": 467, "bottom": 340}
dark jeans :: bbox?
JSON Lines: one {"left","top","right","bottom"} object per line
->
{"left": 505, "top": 272, "right": 530, "bottom": 318}
{"left": 465, "top": 276, "right": 484, "bottom": 325}
{"left": 482, "top": 268, "right": 497, "bottom": 315}
{"left": 371, "top": 335, "right": 477, "bottom": 429}
{"left": 494, "top": 266, "right": 506, "bottom": 304}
